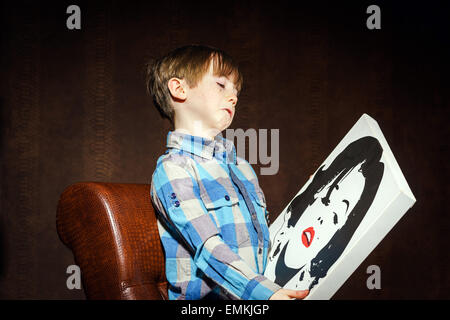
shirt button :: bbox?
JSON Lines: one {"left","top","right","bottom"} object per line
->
{"left": 170, "top": 192, "right": 176, "bottom": 199}
{"left": 224, "top": 195, "right": 230, "bottom": 201}
{"left": 174, "top": 200, "right": 180, "bottom": 207}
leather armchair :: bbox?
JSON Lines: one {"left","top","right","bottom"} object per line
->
{"left": 56, "top": 182, "right": 168, "bottom": 299}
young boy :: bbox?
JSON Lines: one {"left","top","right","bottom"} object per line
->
{"left": 147, "top": 44, "right": 309, "bottom": 300}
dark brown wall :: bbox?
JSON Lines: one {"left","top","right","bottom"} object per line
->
{"left": 0, "top": 0, "right": 448, "bottom": 299}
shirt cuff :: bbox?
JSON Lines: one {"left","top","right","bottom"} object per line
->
{"left": 242, "top": 275, "right": 282, "bottom": 300}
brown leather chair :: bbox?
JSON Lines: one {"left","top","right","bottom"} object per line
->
{"left": 56, "top": 182, "right": 168, "bottom": 299}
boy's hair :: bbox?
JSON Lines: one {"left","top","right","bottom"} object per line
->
{"left": 145, "top": 44, "right": 243, "bottom": 123}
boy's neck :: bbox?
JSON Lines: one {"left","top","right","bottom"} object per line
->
{"left": 174, "top": 120, "right": 222, "bottom": 141}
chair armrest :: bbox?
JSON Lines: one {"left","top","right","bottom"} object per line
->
{"left": 56, "top": 182, "right": 167, "bottom": 299}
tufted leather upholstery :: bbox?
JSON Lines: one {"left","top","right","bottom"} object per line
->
{"left": 56, "top": 182, "right": 168, "bottom": 300}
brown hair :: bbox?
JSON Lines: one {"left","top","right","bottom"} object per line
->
{"left": 145, "top": 44, "right": 243, "bottom": 123}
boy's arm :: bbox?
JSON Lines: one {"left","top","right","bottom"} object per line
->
{"left": 151, "top": 159, "right": 282, "bottom": 300}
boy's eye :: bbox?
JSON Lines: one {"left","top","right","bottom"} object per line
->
{"left": 217, "top": 82, "right": 225, "bottom": 89}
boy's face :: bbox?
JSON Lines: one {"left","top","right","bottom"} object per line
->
{"left": 183, "top": 60, "right": 238, "bottom": 135}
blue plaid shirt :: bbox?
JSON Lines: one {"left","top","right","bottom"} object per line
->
{"left": 150, "top": 130, "right": 281, "bottom": 300}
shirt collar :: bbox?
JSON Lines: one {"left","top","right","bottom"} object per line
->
{"left": 166, "top": 130, "right": 237, "bottom": 164}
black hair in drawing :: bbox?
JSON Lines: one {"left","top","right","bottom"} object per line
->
{"left": 273, "top": 136, "right": 384, "bottom": 289}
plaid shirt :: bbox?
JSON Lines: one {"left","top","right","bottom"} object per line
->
{"left": 150, "top": 130, "right": 281, "bottom": 300}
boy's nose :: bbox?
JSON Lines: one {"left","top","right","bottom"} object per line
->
{"left": 228, "top": 94, "right": 238, "bottom": 107}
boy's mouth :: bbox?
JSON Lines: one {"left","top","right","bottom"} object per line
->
{"left": 222, "top": 107, "right": 234, "bottom": 118}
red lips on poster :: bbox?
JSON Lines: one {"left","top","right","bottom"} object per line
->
{"left": 302, "top": 227, "right": 315, "bottom": 248}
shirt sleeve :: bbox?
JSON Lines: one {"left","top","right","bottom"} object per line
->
{"left": 151, "top": 158, "right": 281, "bottom": 300}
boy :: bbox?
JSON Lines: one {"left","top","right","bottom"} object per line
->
{"left": 147, "top": 44, "right": 309, "bottom": 300}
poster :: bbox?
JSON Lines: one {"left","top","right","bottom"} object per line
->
{"left": 264, "top": 114, "right": 416, "bottom": 299}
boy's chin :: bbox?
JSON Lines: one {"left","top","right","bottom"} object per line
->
{"left": 220, "top": 123, "right": 232, "bottom": 132}
{"left": 213, "top": 122, "right": 232, "bottom": 134}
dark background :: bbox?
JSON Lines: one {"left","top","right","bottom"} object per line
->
{"left": 0, "top": 0, "right": 448, "bottom": 299}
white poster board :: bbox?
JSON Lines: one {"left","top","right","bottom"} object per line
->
{"left": 264, "top": 113, "right": 416, "bottom": 299}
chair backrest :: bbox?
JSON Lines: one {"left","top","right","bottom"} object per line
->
{"left": 56, "top": 182, "right": 168, "bottom": 299}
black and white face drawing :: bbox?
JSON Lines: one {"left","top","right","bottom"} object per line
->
{"left": 268, "top": 136, "right": 385, "bottom": 291}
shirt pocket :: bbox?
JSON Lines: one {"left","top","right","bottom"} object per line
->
{"left": 249, "top": 187, "right": 271, "bottom": 248}
{"left": 249, "top": 184, "right": 268, "bottom": 215}
{"left": 199, "top": 185, "right": 250, "bottom": 248}
{"left": 253, "top": 189, "right": 267, "bottom": 208}
{"left": 200, "top": 184, "right": 240, "bottom": 211}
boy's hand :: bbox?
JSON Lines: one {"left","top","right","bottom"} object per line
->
{"left": 269, "top": 289, "right": 309, "bottom": 300}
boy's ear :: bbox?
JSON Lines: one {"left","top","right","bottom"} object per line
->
{"left": 168, "top": 77, "right": 187, "bottom": 101}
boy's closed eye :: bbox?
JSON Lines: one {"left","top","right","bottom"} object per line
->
{"left": 217, "top": 82, "right": 225, "bottom": 89}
